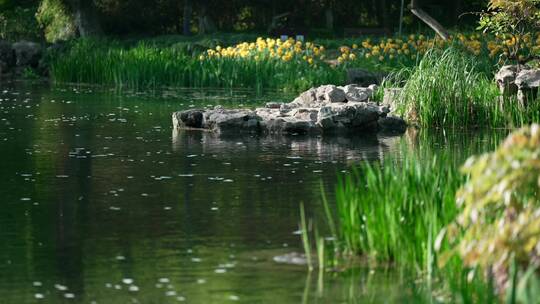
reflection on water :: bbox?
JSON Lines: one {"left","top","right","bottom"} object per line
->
{"left": 172, "top": 129, "right": 404, "bottom": 164}
{"left": 0, "top": 82, "right": 509, "bottom": 303}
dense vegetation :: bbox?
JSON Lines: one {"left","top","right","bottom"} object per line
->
{"left": 308, "top": 125, "right": 540, "bottom": 301}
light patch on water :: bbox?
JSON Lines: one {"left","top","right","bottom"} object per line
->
{"left": 64, "top": 293, "right": 75, "bottom": 298}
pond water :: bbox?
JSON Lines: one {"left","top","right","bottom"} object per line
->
{"left": 0, "top": 81, "right": 508, "bottom": 303}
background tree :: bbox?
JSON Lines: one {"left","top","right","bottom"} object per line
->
{"left": 478, "top": 0, "right": 540, "bottom": 63}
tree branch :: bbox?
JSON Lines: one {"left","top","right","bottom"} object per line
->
{"left": 410, "top": 0, "right": 450, "bottom": 40}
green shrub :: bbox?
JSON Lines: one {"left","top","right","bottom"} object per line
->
{"left": 0, "top": 6, "right": 42, "bottom": 41}
{"left": 36, "top": 0, "right": 76, "bottom": 43}
{"left": 439, "top": 124, "right": 540, "bottom": 291}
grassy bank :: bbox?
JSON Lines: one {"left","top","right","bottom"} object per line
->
{"left": 49, "top": 38, "right": 346, "bottom": 92}
{"left": 384, "top": 48, "right": 540, "bottom": 128}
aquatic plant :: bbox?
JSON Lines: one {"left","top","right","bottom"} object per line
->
{"left": 325, "top": 152, "right": 463, "bottom": 270}
{"left": 49, "top": 38, "right": 345, "bottom": 93}
{"left": 384, "top": 48, "right": 540, "bottom": 128}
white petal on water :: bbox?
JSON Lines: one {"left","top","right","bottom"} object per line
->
{"left": 165, "top": 291, "right": 177, "bottom": 297}
{"left": 34, "top": 293, "right": 44, "bottom": 299}
{"left": 32, "top": 281, "right": 42, "bottom": 287}
{"left": 229, "top": 295, "right": 240, "bottom": 301}
{"left": 158, "top": 278, "right": 170, "bottom": 283}
{"left": 122, "top": 278, "right": 134, "bottom": 284}
{"left": 214, "top": 268, "right": 226, "bottom": 274}
{"left": 128, "top": 285, "right": 139, "bottom": 292}
{"left": 64, "top": 293, "right": 75, "bottom": 299}
{"left": 54, "top": 284, "right": 68, "bottom": 291}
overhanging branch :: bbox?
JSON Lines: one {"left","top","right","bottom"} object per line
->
{"left": 410, "top": 0, "right": 450, "bottom": 40}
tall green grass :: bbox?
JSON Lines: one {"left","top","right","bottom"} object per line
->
{"left": 326, "top": 153, "right": 463, "bottom": 271}
{"left": 49, "top": 38, "right": 346, "bottom": 92}
{"left": 310, "top": 151, "right": 505, "bottom": 301}
{"left": 386, "top": 48, "right": 540, "bottom": 128}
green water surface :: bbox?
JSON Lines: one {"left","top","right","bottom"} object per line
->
{"left": 0, "top": 81, "right": 507, "bottom": 303}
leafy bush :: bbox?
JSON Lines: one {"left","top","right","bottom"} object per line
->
{"left": 478, "top": 0, "right": 540, "bottom": 63}
{"left": 36, "top": 0, "right": 77, "bottom": 43}
{"left": 440, "top": 124, "right": 540, "bottom": 290}
{"left": 0, "top": 6, "right": 42, "bottom": 41}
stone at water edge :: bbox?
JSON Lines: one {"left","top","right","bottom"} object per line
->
{"left": 0, "top": 40, "right": 14, "bottom": 73}
{"left": 172, "top": 84, "right": 407, "bottom": 135}
{"left": 515, "top": 69, "right": 540, "bottom": 105}
{"left": 495, "top": 65, "right": 530, "bottom": 96}
{"left": 12, "top": 41, "right": 42, "bottom": 67}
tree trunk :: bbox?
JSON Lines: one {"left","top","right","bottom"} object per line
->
{"left": 375, "top": 0, "right": 390, "bottom": 33}
{"left": 198, "top": 1, "right": 216, "bottom": 34}
{"left": 410, "top": 0, "right": 449, "bottom": 40}
{"left": 183, "top": 0, "right": 192, "bottom": 35}
{"left": 64, "top": 0, "right": 103, "bottom": 37}
{"left": 325, "top": 6, "right": 333, "bottom": 30}
{"left": 452, "top": 0, "right": 462, "bottom": 26}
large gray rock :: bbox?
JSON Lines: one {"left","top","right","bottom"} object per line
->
{"left": 515, "top": 69, "right": 540, "bottom": 105}
{"left": 0, "top": 40, "right": 14, "bottom": 72}
{"left": 495, "top": 65, "right": 529, "bottom": 96}
{"left": 378, "top": 115, "right": 408, "bottom": 133}
{"left": 316, "top": 85, "right": 346, "bottom": 103}
{"left": 12, "top": 41, "right": 42, "bottom": 67}
{"left": 383, "top": 88, "right": 403, "bottom": 108}
{"left": 172, "top": 109, "right": 204, "bottom": 128}
{"left": 172, "top": 84, "right": 407, "bottom": 135}
{"left": 341, "top": 84, "right": 370, "bottom": 102}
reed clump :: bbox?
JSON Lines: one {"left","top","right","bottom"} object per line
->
{"left": 49, "top": 38, "right": 346, "bottom": 92}
{"left": 386, "top": 48, "right": 540, "bottom": 128}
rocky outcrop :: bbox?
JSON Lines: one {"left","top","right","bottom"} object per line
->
{"left": 172, "top": 84, "right": 407, "bottom": 135}
{"left": 0, "top": 41, "right": 15, "bottom": 73}
{"left": 515, "top": 69, "right": 540, "bottom": 105}
{"left": 12, "top": 41, "right": 42, "bottom": 67}
{"left": 495, "top": 65, "right": 539, "bottom": 105}
{"left": 0, "top": 40, "right": 44, "bottom": 76}
{"left": 495, "top": 65, "right": 527, "bottom": 95}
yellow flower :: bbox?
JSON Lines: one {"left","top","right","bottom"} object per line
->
{"left": 307, "top": 58, "right": 313, "bottom": 65}
{"left": 199, "top": 55, "right": 205, "bottom": 61}
{"left": 378, "top": 55, "right": 384, "bottom": 61}
{"left": 352, "top": 43, "right": 358, "bottom": 49}
{"left": 349, "top": 53, "right": 356, "bottom": 60}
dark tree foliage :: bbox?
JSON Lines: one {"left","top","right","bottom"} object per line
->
{"left": 3, "top": 0, "right": 492, "bottom": 39}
